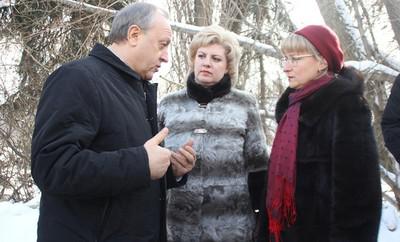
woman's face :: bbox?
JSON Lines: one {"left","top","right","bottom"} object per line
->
{"left": 282, "top": 51, "right": 327, "bottom": 89}
{"left": 194, "top": 44, "right": 229, "bottom": 87}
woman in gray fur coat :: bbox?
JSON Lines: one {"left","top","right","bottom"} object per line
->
{"left": 158, "top": 25, "right": 269, "bottom": 242}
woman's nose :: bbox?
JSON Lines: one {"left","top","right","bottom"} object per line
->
{"left": 282, "top": 62, "right": 292, "bottom": 72}
{"left": 202, "top": 58, "right": 211, "bottom": 67}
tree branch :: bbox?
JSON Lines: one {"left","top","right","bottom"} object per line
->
{"left": 381, "top": 169, "right": 400, "bottom": 209}
{"left": 54, "top": 0, "right": 115, "bottom": 14}
{"left": 53, "top": 0, "right": 279, "bottom": 58}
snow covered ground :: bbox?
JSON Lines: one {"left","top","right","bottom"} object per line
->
{"left": 0, "top": 188, "right": 399, "bottom": 242}
{"left": 0, "top": 194, "right": 40, "bottom": 242}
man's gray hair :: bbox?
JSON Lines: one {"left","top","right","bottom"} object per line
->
{"left": 108, "top": 2, "right": 169, "bottom": 43}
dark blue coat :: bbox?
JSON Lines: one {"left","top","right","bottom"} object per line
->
{"left": 31, "top": 43, "right": 181, "bottom": 242}
{"left": 382, "top": 74, "right": 400, "bottom": 164}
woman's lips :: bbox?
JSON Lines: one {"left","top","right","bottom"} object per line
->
{"left": 200, "top": 70, "right": 212, "bottom": 75}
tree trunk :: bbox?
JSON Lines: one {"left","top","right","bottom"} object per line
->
{"left": 194, "top": 0, "right": 213, "bottom": 26}
{"left": 219, "top": 0, "right": 247, "bottom": 34}
{"left": 383, "top": 0, "right": 400, "bottom": 46}
{"left": 315, "top": 0, "right": 364, "bottom": 60}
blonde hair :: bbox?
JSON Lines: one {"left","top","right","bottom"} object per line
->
{"left": 188, "top": 25, "right": 241, "bottom": 84}
{"left": 281, "top": 33, "right": 325, "bottom": 64}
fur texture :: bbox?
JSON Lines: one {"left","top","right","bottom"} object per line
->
{"left": 259, "top": 67, "right": 382, "bottom": 242}
{"left": 381, "top": 74, "right": 400, "bottom": 163}
{"left": 158, "top": 88, "right": 268, "bottom": 242}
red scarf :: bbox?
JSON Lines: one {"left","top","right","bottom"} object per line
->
{"left": 266, "top": 73, "right": 333, "bottom": 242}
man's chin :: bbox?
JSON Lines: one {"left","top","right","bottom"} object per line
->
{"left": 142, "top": 74, "right": 154, "bottom": 81}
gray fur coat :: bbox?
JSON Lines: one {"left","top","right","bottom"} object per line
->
{"left": 158, "top": 88, "right": 268, "bottom": 242}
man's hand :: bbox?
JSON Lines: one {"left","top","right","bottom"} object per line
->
{"left": 144, "top": 128, "right": 171, "bottom": 180}
{"left": 171, "top": 139, "right": 196, "bottom": 177}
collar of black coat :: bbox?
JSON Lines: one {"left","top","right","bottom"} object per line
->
{"left": 186, "top": 72, "right": 231, "bottom": 104}
{"left": 89, "top": 43, "right": 158, "bottom": 106}
{"left": 89, "top": 43, "right": 142, "bottom": 82}
{"left": 276, "top": 66, "right": 364, "bottom": 127}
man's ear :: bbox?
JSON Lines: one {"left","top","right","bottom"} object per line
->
{"left": 127, "top": 25, "right": 141, "bottom": 46}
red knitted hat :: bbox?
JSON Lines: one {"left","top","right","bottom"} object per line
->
{"left": 295, "top": 25, "right": 344, "bottom": 73}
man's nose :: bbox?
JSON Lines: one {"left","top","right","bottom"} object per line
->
{"left": 160, "top": 49, "right": 168, "bottom": 63}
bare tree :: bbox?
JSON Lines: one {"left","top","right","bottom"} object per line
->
{"left": 0, "top": 0, "right": 118, "bottom": 201}
{"left": 383, "top": 0, "right": 400, "bottom": 45}
{"left": 194, "top": 0, "right": 213, "bottom": 26}
{"left": 316, "top": 0, "right": 366, "bottom": 60}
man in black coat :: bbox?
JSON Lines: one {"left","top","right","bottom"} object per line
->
{"left": 382, "top": 74, "right": 400, "bottom": 164}
{"left": 31, "top": 3, "right": 196, "bottom": 242}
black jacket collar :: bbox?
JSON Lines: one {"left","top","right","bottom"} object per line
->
{"left": 89, "top": 43, "right": 158, "bottom": 133}
{"left": 276, "top": 67, "right": 364, "bottom": 126}
{"left": 186, "top": 73, "right": 231, "bottom": 104}
{"left": 89, "top": 43, "right": 142, "bottom": 81}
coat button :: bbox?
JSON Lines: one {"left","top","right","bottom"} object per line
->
{"left": 194, "top": 128, "right": 207, "bottom": 134}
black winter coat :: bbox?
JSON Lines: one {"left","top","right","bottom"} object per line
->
{"left": 381, "top": 74, "right": 400, "bottom": 164}
{"left": 257, "top": 67, "right": 382, "bottom": 242}
{"left": 31, "top": 44, "right": 181, "bottom": 242}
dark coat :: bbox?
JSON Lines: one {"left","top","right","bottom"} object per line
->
{"left": 31, "top": 43, "right": 181, "bottom": 242}
{"left": 257, "top": 67, "right": 382, "bottom": 242}
{"left": 381, "top": 74, "right": 400, "bottom": 163}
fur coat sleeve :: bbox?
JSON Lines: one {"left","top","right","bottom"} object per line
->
{"left": 330, "top": 91, "right": 381, "bottom": 241}
{"left": 381, "top": 74, "right": 400, "bottom": 163}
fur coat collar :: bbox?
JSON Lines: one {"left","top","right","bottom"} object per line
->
{"left": 276, "top": 67, "right": 364, "bottom": 127}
